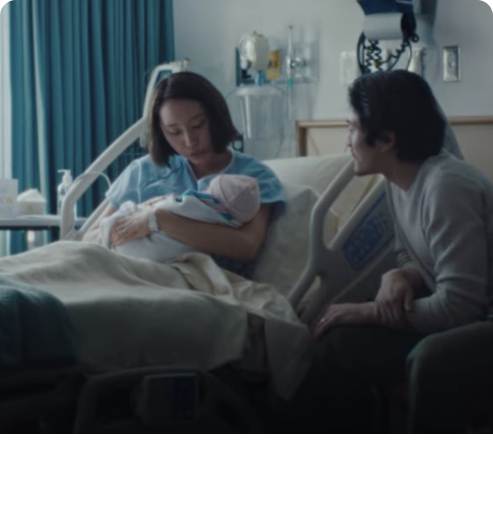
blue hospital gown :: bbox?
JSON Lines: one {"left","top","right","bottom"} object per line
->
{"left": 105, "top": 148, "right": 286, "bottom": 277}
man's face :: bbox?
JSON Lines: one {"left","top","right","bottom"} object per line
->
{"left": 346, "top": 111, "right": 384, "bottom": 176}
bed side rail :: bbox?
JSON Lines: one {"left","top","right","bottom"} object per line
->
{"left": 60, "top": 118, "right": 147, "bottom": 241}
{"left": 288, "top": 168, "right": 394, "bottom": 327}
{"left": 287, "top": 155, "right": 355, "bottom": 309}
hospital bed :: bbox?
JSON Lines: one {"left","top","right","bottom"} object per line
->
{"left": 0, "top": 146, "right": 397, "bottom": 433}
{"left": 1, "top": 125, "right": 467, "bottom": 433}
{"left": 0, "top": 61, "right": 466, "bottom": 433}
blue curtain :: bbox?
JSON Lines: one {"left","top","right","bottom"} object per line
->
{"left": 9, "top": 0, "right": 174, "bottom": 253}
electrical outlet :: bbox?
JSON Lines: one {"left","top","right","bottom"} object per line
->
{"left": 340, "top": 51, "right": 359, "bottom": 86}
{"left": 443, "top": 46, "right": 460, "bottom": 82}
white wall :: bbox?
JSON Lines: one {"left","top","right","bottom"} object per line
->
{"left": 174, "top": 0, "right": 493, "bottom": 120}
{"left": 428, "top": 0, "right": 493, "bottom": 115}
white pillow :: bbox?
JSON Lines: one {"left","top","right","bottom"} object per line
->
{"left": 264, "top": 154, "right": 352, "bottom": 195}
{"left": 252, "top": 153, "right": 375, "bottom": 299}
{"left": 251, "top": 155, "right": 350, "bottom": 298}
{"left": 251, "top": 183, "right": 332, "bottom": 298}
{"left": 264, "top": 153, "right": 376, "bottom": 229}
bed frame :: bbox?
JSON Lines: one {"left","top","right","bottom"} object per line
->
{"left": 296, "top": 117, "right": 493, "bottom": 179}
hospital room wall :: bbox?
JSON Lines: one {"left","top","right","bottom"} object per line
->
{"left": 173, "top": 0, "right": 493, "bottom": 121}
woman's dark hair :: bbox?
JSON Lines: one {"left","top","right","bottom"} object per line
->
{"left": 147, "top": 71, "right": 239, "bottom": 166}
{"left": 348, "top": 70, "right": 446, "bottom": 161}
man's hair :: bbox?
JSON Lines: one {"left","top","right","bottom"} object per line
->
{"left": 147, "top": 71, "right": 239, "bottom": 166}
{"left": 348, "top": 70, "right": 446, "bottom": 161}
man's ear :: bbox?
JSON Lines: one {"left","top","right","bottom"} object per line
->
{"left": 376, "top": 131, "right": 396, "bottom": 153}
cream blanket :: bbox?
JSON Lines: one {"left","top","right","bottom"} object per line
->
{"left": 0, "top": 241, "right": 312, "bottom": 398}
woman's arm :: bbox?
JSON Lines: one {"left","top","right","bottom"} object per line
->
{"left": 81, "top": 203, "right": 116, "bottom": 243}
{"left": 156, "top": 204, "right": 271, "bottom": 260}
{"left": 108, "top": 204, "right": 272, "bottom": 261}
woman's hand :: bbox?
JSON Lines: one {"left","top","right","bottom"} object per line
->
{"left": 82, "top": 203, "right": 116, "bottom": 243}
{"left": 110, "top": 208, "right": 152, "bottom": 247}
{"left": 314, "top": 302, "right": 378, "bottom": 339}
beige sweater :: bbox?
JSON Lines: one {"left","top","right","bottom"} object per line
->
{"left": 388, "top": 150, "right": 493, "bottom": 333}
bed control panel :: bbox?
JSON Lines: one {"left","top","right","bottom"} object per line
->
{"left": 342, "top": 193, "right": 395, "bottom": 272}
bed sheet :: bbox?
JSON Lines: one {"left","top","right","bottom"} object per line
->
{"left": 0, "top": 242, "right": 313, "bottom": 399}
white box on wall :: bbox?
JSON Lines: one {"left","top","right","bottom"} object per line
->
{"left": 0, "top": 179, "right": 17, "bottom": 217}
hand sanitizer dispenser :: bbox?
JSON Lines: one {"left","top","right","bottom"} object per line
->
{"left": 57, "top": 169, "right": 74, "bottom": 216}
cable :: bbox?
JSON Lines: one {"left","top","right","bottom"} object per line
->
{"left": 357, "top": 33, "right": 415, "bottom": 74}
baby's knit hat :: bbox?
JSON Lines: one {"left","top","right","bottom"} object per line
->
{"left": 207, "top": 174, "right": 261, "bottom": 223}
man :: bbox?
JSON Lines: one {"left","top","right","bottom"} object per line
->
{"left": 270, "top": 70, "right": 493, "bottom": 434}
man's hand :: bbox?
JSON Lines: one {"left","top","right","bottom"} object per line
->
{"left": 314, "top": 302, "right": 378, "bottom": 339}
{"left": 376, "top": 269, "right": 414, "bottom": 310}
{"left": 374, "top": 268, "right": 418, "bottom": 328}
{"left": 109, "top": 208, "right": 152, "bottom": 247}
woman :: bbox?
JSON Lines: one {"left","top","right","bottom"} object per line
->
{"left": 83, "top": 71, "right": 285, "bottom": 277}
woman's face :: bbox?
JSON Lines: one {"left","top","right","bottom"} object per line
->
{"left": 159, "top": 99, "right": 214, "bottom": 165}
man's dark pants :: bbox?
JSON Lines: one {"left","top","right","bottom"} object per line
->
{"left": 266, "top": 322, "right": 493, "bottom": 433}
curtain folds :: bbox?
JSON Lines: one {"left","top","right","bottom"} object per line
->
{"left": 9, "top": 0, "right": 174, "bottom": 253}
{"left": 0, "top": 3, "right": 12, "bottom": 256}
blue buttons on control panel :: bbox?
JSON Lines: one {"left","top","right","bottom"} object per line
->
{"left": 343, "top": 193, "right": 394, "bottom": 271}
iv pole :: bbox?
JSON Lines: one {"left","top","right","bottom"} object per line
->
{"left": 283, "top": 25, "right": 298, "bottom": 157}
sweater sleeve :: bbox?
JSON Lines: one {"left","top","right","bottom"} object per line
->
{"left": 406, "top": 175, "right": 490, "bottom": 333}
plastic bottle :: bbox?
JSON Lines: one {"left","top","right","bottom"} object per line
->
{"left": 57, "top": 169, "right": 74, "bottom": 216}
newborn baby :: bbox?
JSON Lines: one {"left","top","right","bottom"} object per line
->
{"left": 99, "top": 173, "right": 261, "bottom": 263}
